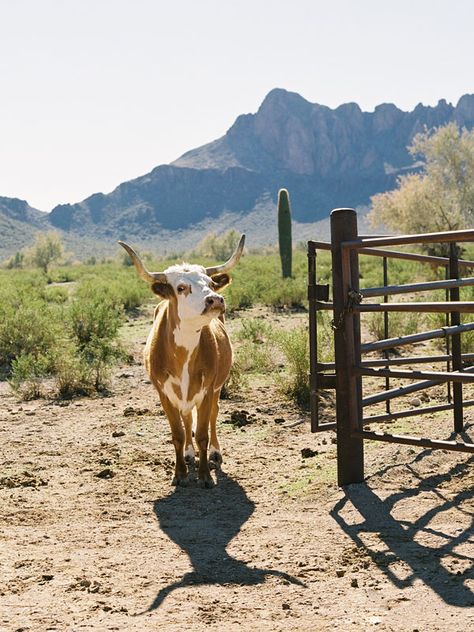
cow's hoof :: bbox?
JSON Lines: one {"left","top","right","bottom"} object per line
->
{"left": 209, "top": 451, "right": 222, "bottom": 470}
{"left": 172, "top": 475, "right": 189, "bottom": 487}
{"left": 185, "top": 454, "right": 196, "bottom": 468}
{"left": 197, "top": 475, "right": 215, "bottom": 489}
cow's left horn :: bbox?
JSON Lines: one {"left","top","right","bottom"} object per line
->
{"left": 205, "top": 234, "right": 246, "bottom": 276}
{"left": 118, "top": 241, "right": 167, "bottom": 284}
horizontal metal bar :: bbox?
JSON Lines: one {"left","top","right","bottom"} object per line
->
{"left": 356, "top": 366, "right": 474, "bottom": 384}
{"left": 361, "top": 322, "right": 474, "bottom": 353}
{"left": 316, "top": 374, "right": 337, "bottom": 389}
{"left": 362, "top": 377, "right": 445, "bottom": 407}
{"left": 312, "top": 422, "right": 337, "bottom": 432}
{"left": 363, "top": 399, "right": 474, "bottom": 424}
{"left": 317, "top": 353, "right": 474, "bottom": 371}
{"left": 308, "top": 240, "right": 331, "bottom": 251}
{"left": 343, "top": 228, "right": 474, "bottom": 249}
{"left": 356, "top": 302, "right": 474, "bottom": 313}
{"left": 315, "top": 301, "right": 334, "bottom": 310}
{"left": 361, "top": 276, "right": 474, "bottom": 298}
{"left": 357, "top": 248, "right": 474, "bottom": 269}
{"left": 307, "top": 240, "right": 474, "bottom": 268}
{"left": 352, "top": 429, "right": 474, "bottom": 453}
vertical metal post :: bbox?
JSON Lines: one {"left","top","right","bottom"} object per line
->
{"left": 383, "top": 257, "right": 391, "bottom": 414}
{"left": 308, "top": 241, "right": 319, "bottom": 432}
{"left": 449, "top": 243, "right": 463, "bottom": 432}
{"left": 445, "top": 265, "right": 451, "bottom": 403}
{"left": 330, "top": 208, "right": 364, "bottom": 485}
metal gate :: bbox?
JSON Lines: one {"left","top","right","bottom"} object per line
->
{"left": 308, "top": 208, "right": 474, "bottom": 485}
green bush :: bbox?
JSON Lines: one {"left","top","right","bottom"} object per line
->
{"left": 0, "top": 298, "right": 62, "bottom": 372}
{"left": 0, "top": 266, "right": 128, "bottom": 398}
{"left": 275, "top": 326, "right": 310, "bottom": 409}
{"left": 9, "top": 353, "right": 51, "bottom": 399}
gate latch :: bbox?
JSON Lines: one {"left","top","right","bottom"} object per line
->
{"left": 308, "top": 283, "right": 330, "bottom": 301}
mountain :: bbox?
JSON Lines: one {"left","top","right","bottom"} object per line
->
{"left": 0, "top": 197, "right": 48, "bottom": 258}
{"left": 2, "top": 89, "right": 474, "bottom": 260}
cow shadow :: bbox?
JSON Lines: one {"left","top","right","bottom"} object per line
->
{"left": 331, "top": 425, "right": 474, "bottom": 607}
{"left": 146, "top": 470, "right": 304, "bottom": 612}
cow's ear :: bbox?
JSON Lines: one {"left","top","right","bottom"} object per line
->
{"left": 151, "top": 281, "right": 174, "bottom": 299}
{"left": 211, "top": 273, "right": 231, "bottom": 291}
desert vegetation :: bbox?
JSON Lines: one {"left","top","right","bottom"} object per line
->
{"left": 2, "top": 228, "right": 472, "bottom": 406}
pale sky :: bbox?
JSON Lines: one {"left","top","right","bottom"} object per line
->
{"left": 1, "top": 0, "right": 473, "bottom": 211}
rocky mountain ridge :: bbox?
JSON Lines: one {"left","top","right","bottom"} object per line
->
{"left": 2, "top": 89, "right": 474, "bottom": 260}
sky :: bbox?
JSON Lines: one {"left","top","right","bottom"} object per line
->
{"left": 1, "top": 0, "right": 473, "bottom": 211}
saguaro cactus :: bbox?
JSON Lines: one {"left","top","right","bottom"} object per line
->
{"left": 278, "top": 188, "right": 292, "bottom": 278}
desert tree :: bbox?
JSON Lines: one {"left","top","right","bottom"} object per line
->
{"left": 370, "top": 123, "right": 474, "bottom": 252}
{"left": 29, "top": 231, "right": 64, "bottom": 273}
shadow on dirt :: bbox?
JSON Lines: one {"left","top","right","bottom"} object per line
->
{"left": 146, "top": 470, "right": 304, "bottom": 612}
{"left": 331, "top": 429, "right": 474, "bottom": 607}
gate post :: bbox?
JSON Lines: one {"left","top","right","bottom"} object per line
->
{"left": 449, "top": 243, "right": 463, "bottom": 432}
{"left": 330, "top": 208, "right": 364, "bottom": 485}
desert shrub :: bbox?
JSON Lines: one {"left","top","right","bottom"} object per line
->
{"left": 0, "top": 297, "right": 62, "bottom": 372}
{"left": 52, "top": 344, "right": 111, "bottom": 398}
{"left": 67, "top": 289, "right": 125, "bottom": 391}
{"left": 28, "top": 231, "right": 64, "bottom": 273}
{"left": 234, "top": 340, "right": 275, "bottom": 374}
{"left": 75, "top": 271, "right": 149, "bottom": 313}
{"left": 9, "top": 352, "right": 51, "bottom": 399}
{"left": 365, "top": 310, "right": 422, "bottom": 341}
{"left": 221, "top": 356, "right": 248, "bottom": 399}
{"left": 0, "top": 267, "right": 128, "bottom": 398}
{"left": 235, "top": 318, "right": 275, "bottom": 344}
{"left": 275, "top": 326, "right": 310, "bottom": 408}
{"left": 68, "top": 294, "right": 122, "bottom": 347}
{"left": 233, "top": 318, "right": 277, "bottom": 374}
{"left": 266, "top": 278, "right": 306, "bottom": 310}
{"left": 194, "top": 230, "right": 240, "bottom": 261}
{"left": 43, "top": 285, "right": 70, "bottom": 303}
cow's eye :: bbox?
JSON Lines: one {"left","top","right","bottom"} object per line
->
{"left": 177, "top": 284, "right": 187, "bottom": 294}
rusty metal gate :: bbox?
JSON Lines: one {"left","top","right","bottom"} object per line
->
{"left": 308, "top": 208, "right": 474, "bottom": 486}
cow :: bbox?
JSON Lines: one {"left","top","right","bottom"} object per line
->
{"left": 118, "top": 236, "right": 245, "bottom": 488}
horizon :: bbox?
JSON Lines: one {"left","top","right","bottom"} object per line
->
{"left": 1, "top": 0, "right": 474, "bottom": 211}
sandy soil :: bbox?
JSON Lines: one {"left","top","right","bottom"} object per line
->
{"left": 1, "top": 308, "right": 473, "bottom": 632}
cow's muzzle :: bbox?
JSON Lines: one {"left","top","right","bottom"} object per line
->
{"left": 202, "top": 294, "right": 225, "bottom": 315}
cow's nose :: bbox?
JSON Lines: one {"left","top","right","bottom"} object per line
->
{"left": 206, "top": 295, "right": 224, "bottom": 308}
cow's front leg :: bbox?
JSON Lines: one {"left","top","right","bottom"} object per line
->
{"left": 160, "top": 396, "right": 187, "bottom": 486}
{"left": 182, "top": 412, "right": 197, "bottom": 480}
{"left": 196, "top": 393, "right": 214, "bottom": 488}
{"left": 209, "top": 389, "right": 222, "bottom": 470}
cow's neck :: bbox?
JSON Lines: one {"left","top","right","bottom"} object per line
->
{"left": 171, "top": 319, "right": 204, "bottom": 356}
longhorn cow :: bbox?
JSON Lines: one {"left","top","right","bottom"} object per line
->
{"left": 119, "top": 236, "right": 245, "bottom": 488}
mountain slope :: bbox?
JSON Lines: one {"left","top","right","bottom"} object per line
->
{"left": 47, "top": 89, "right": 474, "bottom": 237}
{"left": 2, "top": 89, "right": 474, "bottom": 260}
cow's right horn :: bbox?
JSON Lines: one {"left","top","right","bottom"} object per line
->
{"left": 205, "top": 234, "right": 246, "bottom": 276}
{"left": 118, "top": 241, "right": 167, "bottom": 284}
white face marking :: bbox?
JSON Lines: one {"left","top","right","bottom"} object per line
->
{"left": 164, "top": 264, "right": 223, "bottom": 325}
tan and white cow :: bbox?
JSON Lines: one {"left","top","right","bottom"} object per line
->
{"left": 119, "top": 236, "right": 245, "bottom": 488}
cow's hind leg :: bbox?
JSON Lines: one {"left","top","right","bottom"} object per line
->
{"left": 195, "top": 393, "right": 214, "bottom": 488}
{"left": 208, "top": 389, "right": 222, "bottom": 470}
{"left": 160, "top": 396, "right": 188, "bottom": 486}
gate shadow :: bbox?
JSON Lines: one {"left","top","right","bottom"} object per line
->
{"left": 331, "top": 435, "right": 474, "bottom": 607}
{"left": 146, "top": 470, "right": 304, "bottom": 612}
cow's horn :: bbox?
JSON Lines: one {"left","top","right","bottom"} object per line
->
{"left": 118, "top": 241, "right": 167, "bottom": 284}
{"left": 205, "top": 234, "right": 246, "bottom": 276}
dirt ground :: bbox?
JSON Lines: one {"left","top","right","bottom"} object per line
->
{"left": 1, "top": 307, "right": 473, "bottom": 632}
